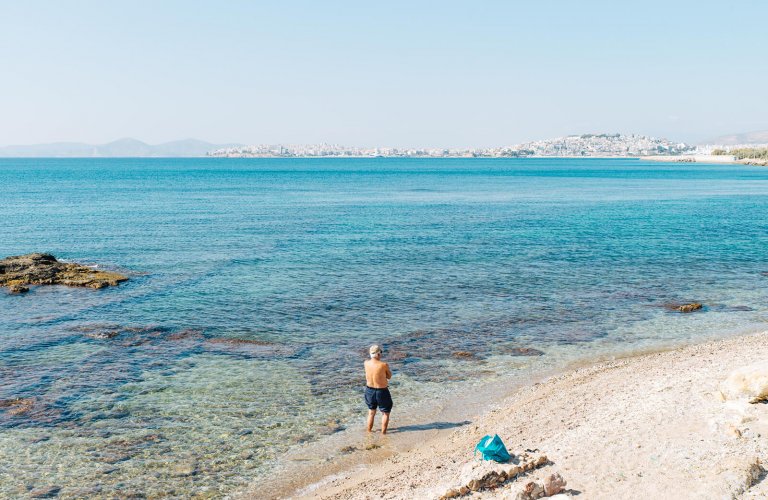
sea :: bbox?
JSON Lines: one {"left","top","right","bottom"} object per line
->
{"left": 2, "top": 157, "right": 768, "bottom": 497}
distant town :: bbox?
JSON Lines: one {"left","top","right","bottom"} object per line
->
{"left": 208, "top": 134, "right": 697, "bottom": 158}
{"left": 1, "top": 133, "right": 766, "bottom": 159}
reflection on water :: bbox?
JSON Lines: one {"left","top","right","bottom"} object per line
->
{"left": 2, "top": 158, "right": 768, "bottom": 496}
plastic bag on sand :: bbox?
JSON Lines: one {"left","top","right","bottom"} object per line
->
{"left": 474, "top": 434, "right": 511, "bottom": 463}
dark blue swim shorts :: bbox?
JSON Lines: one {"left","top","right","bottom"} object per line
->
{"left": 364, "top": 386, "right": 393, "bottom": 413}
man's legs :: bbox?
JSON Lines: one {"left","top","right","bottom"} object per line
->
{"left": 381, "top": 411, "right": 390, "bottom": 434}
{"left": 367, "top": 409, "right": 376, "bottom": 432}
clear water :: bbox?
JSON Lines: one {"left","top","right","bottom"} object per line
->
{"left": 2, "top": 158, "right": 768, "bottom": 497}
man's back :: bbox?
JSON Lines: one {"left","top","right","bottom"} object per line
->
{"left": 364, "top": 358, "right": 391, "bottom": 389}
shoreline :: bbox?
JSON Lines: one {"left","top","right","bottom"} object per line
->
{"left": 244, "top": 330, "right": 768, "bottom": 499}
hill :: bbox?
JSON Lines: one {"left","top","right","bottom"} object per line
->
{"left": 0, "top": 138, "right": 242, "bottom": 157}
{"left": 704, "top": 130, "right": 768, "bottom": 145}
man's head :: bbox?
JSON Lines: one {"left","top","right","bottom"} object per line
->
{"left": 369, "top": 344, "right": 382, "bottom": 359}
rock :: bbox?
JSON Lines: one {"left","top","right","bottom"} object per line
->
{"left": 534, "top": 455, "right": 549, "bottom": 467}
{"left": 507, "top": 465, "right": 522, "bottom": 478}
{"left": 667, "top": 302, "right": 703, "bottom": 313}
{"left": 458, "top": 486, "right": 470, "bottom": 495}
{"left": 206, "top": 337, "right": 275, "bottom": 346}
{"left": 524, "top": 481, "right": 545, "bottom": 499}
{"left": 8, "top": 283, "right": 29, "bottom": 294}
{"left": 0, "top": 253, "right": 128, "bottom": 289}
{"left": 84, "top": 330, "right": 120, "bottom": 340}
{"left": 452, "top": 351, "right": 475, "bottom": 359}
{"left": 478, "top": 470, "right": 505, "bottom": 488}
{"left": 468, "top": 479, "right": 483, "bottom": 491}
{"left": 720, "top": 361, "right": 768, "bottom": 403}
{"left": 508, "top": 347, "right": 545, "bottom": 357}
{"left": 543, "top": 473, "right": 567, "bottom": 496}
{"left": 440, "top": 488, "right": 461, "bottom": 499}
{"left": 29, "top": 486, "right": 61, "bottom": 498}
{"left": 0, "top": 397, "right": 35, "bottom": 416}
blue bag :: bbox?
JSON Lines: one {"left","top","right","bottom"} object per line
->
{"left": 474, "top": 434, "right": 511, "bottom": 462}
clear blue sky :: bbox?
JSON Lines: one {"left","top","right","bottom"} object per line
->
{"left": 1, "top": 1, "right": 766, "bottom": 147}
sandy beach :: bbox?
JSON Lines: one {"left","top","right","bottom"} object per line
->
{"left": 261, "top": 331, "right": 768, "bottom": 499}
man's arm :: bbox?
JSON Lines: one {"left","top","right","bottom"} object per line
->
{"left": 385, "top": 363, "right": 392, "bottom": 380}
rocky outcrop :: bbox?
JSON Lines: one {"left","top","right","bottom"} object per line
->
{"left": 0, "top": 253, "right": 128, "bottom": 290}
{"left": 665, "top": 302, "right": 703, "bottom": 313}
{"left": 677, "top": 303, "right": 703, "bottom": 313}
{"left": 720, "top": 361, "right": 768, "bottom": 403}
{"left": 8, "top": 284, "right": 29, "bottom": 294}
{"left": 439, "top": 452, "right": 550, "bottom": 499}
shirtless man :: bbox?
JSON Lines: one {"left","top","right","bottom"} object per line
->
{"left": 364, "top": 345, "right": 393, "bottom": 434}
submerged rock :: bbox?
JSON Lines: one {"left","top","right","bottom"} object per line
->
{"left": 0, "top": 397, "right": 35, "bottom": 416}
{"left": 452, "top": 351, "right": 475, "bottom": 359}
{"left": 507, "top": 347, "right": 545, "bottom": 357}
{"left": 28, "top": 486, "right": 61, "bottom": 498}
{"left": 8, "top": 283, "right": 29, "bottom": 294}
{"left": 665, "top": 302, "right": 703, "bottom": 313}
{"left": 0, "top": 253, "right": 128, "bottom": 289}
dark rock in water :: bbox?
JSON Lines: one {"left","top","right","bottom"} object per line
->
{"left": 0, "top": 397, "right": 35, "bottom": 416}
{"left": 167, "top": 329, "right": 204, "bottom": 341}
{"left": 0, "top": 253, "right": 128, "bottom": 289}
{"left": 669, "top": 302, "right": 703, "bottom": 313}
{"left": 84, "top": 330, "right": 120, "bottom": 340}
{"left": 204, "top": 337, "right": 298, "bottom": 359}
{"left": 29, "top": 486, "right": 61, "bottom": 498}
{"left": 71, "top": 323, "right": 171, "bottom": 344}
{"left": 507, "top": 347, "right": 545, "bottom": 357}
{"left": 207, "top": 337, "right": 275, "bottom": 346}
{"left": 8, "top": 283, "right": 29, "bottom": 294}
{"left": 452, "top": 351, "right": 475, "bottom": 359}
{"left": 386, "top": 349, "right": 408, "bottom": 361}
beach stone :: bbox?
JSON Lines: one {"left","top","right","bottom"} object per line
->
{"left": 479, "top": 470, "right": 505, "bottom": 488}
{"left": 8, "top": 283, "right": 29, "bottom": 294}
{"left": 468, "top": 479, "right": 483, "bottom": 491}
{"left": 525, "top": 480, "right": 545, "bottom": 499}
{"left": 0, "top": 253, "right": 128, "bottom": 289}
{"left": 507, "top": 465, "right": 522, "bottom": 477}
{"left": 720, "top": 361, "right": 768, "bottom": 403}
{"left": 440, "top": 488, "right": 461, "bottom": 499}
{"left": 459, "top": 486, "right": 470, "bottom": 495}
{"left": 534, "top": 455, "right": 549, "bottom": 467}
{"left": 543, "top": 472, "right": 567, "bottom": 496}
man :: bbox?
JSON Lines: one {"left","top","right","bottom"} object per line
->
{"left": 364, "top": 344, "right": 393, "bottom": 434}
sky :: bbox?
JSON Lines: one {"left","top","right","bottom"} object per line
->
{"left": 1, "top": 0, "right": 767, "bottom": 148}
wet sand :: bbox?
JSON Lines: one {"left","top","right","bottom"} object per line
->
{"left": 244, "top": 331, "right": 768, "bottom": 499}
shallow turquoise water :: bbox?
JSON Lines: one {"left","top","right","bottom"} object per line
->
{"left": 2, "top": 158, "right": 768, "bottom": 497}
